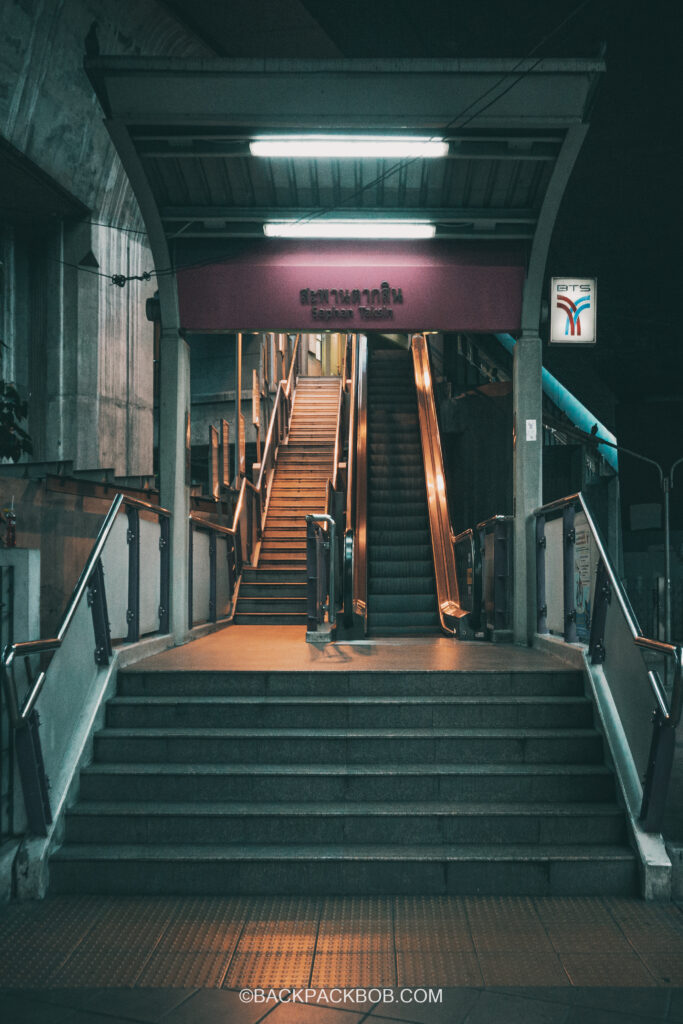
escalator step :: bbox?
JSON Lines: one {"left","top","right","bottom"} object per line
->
{"left": 368, "top": 576, "right": 436, "bottom": 595}
{"left": 370, "top": 545, "right": 433, "bottom": 561}
{"left": 367, "top": 560, "right": 434, "bottom": 578}
{"left": 368, "top": 611, "right": 441, "bottom": 628}
{"left": 370, "top": 517, "right": 429, "bottom": 531}
{"left": 368, "top": 532, "right": 432, "bottom": 548}
{"left": 370, "top": 594, "right": 437, "bottom": 613}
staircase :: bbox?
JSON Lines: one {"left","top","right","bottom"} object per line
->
{"left": 367, "top": 346, "right": 440, "bottom": 636}
{"left": 51, "top": 661, "right": 637, "bottom": 896}
{"left": 234, "top": 377, "right": 339, "bottom": 625}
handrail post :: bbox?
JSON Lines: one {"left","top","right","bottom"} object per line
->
{"left": 494, "top": 519, "right": 511, "bottom": 632}
{"left": 478, "top": 525, "right": 488, "bottom": 633}
{"left": 87, "top": 559, "right": 112, "bottom": 667}
{"left": 563, "top": 503, "right": 577, "bottom": 643}
{"left": 126, "top": 506, "right": 140, "bottom": 644}
{"left": 639, "top": 705, "right": 675, "bottom": 832}
{"left": 589, "top": 557, "right": 610, "bottom": 664}
{"left": 208, "top": 530, "right": 217, "bottom": 623}
{"left": 188, "top": 520, "right": 194, "bottom": 629}
{"left": 306, "top": 517, "right": 319, "bottom": 635}
{"left": 306, "top": 514, "right": 336, "bottom": 642}
{"left": 536, "top": 514, "right": 547, "bottom": 634}
{"left": 159, "top": 515, "right": 170, "bottom": 634}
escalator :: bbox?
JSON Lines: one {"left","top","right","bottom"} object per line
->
{"left": 346, "top": 333, "right": 470, "bottom": 638}
{"left": 366, "top": 347, "right": 440, "bottom": 636}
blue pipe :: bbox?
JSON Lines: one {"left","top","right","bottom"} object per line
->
{"left": 494, "top": 333, "right": 619, "bottom": 472}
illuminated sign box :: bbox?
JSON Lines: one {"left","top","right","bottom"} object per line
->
{"left": 550, "top": 277, "right": 597, "bottom": 344}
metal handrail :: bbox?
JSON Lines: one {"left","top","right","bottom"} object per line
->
{"left": 477, "top": 513, "right": 513, "bottom": 532}
{"left": 411, "top": 333, "right": 468, "bottom": 634}
{"left": 255, "top": 380, "right": 288, "bottom": 494}
{"left": 2, "top": 493, "right": 171, "bottom": 726}
{"left": 285, "top": 333, "right": 301, "bottom": 398}
{"left": 635, "top": 637, "right": 683, "bottom": 727}
{"left": 330, "top": 343, "right": 348, "bottom": 494}
{"left": 307, "top": 513, "right": 337, "bottom": 629}
{"left": 345, "top": 336, "right": 358, "bottom": 537}
{"left": 535, "top": 491, "right": 640, "bottom": 639}
{"left": 352, "top": 334, "right": 368, "bottom": 627}
{"left": 189, "top": 511, "right": 236, "bottom": 538}
{"left": 535, "top": 488, "right": 682, "bottom": 831}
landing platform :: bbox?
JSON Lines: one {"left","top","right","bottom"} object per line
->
{"left": 136, "top": 627, "right": 565, "bottom": 675}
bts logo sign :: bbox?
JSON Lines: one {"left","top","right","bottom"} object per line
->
{"left": 550, "top": 278, "right": 597, "bottom": 344}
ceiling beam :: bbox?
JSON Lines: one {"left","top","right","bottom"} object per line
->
{"left": 160, "top": 205, "right": 537, "bottom": 223}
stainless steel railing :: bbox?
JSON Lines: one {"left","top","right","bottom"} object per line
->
{"left": 0, "top": 493, "right": 170, "bottom": 836}
{"left": 536, "top": 490, "right": 682, "bottom": 832}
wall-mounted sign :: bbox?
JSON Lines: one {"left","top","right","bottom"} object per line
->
{"left": 177, "top": 241, "right": 525, "bottom": 333}
{"left": 299, "top": 281, "right": 403, "bottom": 322}
{"left": 550, "top": 278, "right": 597, "bottom": 344}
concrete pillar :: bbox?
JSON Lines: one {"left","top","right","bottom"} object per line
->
{"left": 512, "top": 330, "right": 543, "bottom": 644}
{"left": 158, "top": 328, "right": 191, "bottom": 643}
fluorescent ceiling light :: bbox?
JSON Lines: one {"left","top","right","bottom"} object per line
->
{"left": 250, "top": 135, "right": 448, "bottom": 159}
{"left": 263, "top": 221, "right": 436, "bottom": 239}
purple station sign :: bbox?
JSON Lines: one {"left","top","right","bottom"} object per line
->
{"left": 177, "top": 241, "right": 525, "bottom": 333}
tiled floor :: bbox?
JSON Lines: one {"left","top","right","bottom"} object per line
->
{"left": 134, "top": 627, "right": 563, "bottom": 675}
{"left": 2, "top": 896, "right": 683, "bottom": 1021}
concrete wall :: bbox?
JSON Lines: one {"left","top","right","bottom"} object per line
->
{"left": 0, "top": 0, "right": 209, "bottom": 479}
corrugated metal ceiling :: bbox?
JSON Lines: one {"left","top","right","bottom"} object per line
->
{"left": 133, "top": 130, "right": 558, "bottom": 240}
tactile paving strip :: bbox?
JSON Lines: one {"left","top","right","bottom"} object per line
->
{"left": 534, "top": 897, "right": 632, "bottom": 953}
{"left": 478, "top": 951, "right": 570, "bottom": 987}
{"left": 76, "top": 897, "right": 177, "bottom": 951}
{"left": 244, "top": 896, "right": 322, "bottom": 923}
{"left": 320, "top": 896, "right": 393, "bottom": 923}
{"left": 0, "top": 950, "right": 69, "bottom": 989}
{"left": 136, "top": 951, "right": 230, "bottom": 987}
{"left": 237, "top": 895, "right": 320, "bottom": 954}
{"left": 316, "top": 896, "right": 393, "bottom": 953}
{"left": 396, "top": 950, "right": 483, "bottom": 986}
{"left": 155, "top": 897, "right": 250, "bottom": 953}
{"left": 223, "top": 952, "right": 313, "bottom": 988}
{"left": 51, "top": 946, "right": 149, "bottom": 987}
{"left": 394, "top": 896, "right": 473, "bottom": 952}
{"left": 311, "top": 952, "right": 396, "bottom": 987}
{"left": 604, "top": 898, "right": 683, "bottom": 953}
{"left": 560, "top": 953, "right": 656, "bottom": 987}
{"left": 638, "top": 955, "right": 683, "bottom": 986}
{"left": 0, "top": 896, "right": 105, "bottom": 952}
{"left": 465, "top": 896, "right": 554, "bottom": 953}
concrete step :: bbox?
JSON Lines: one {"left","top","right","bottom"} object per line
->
{"left": 93, "top": 727, "right": 605, "bottom": 766}
{"left": 49, "top": 842, "right": 637, "bottom": 896}
{"left": 233, "top": 611, "right": 307, "bottom": 624}
{"left": 235, "top": 583, "right": 306, "bottom": 600}
{"left": 64, "top": 801, "right": 627, "bottom": 848}
{"left": 106, "top": 696, "right": 595, "bottom": 732}
{"left": 242, "top": 568, "right": 305, "bottom": 582}
{"left": 259, "top": 542, "right": 306, "bottom": 553}
{"left": 237, "top": 598, "right": 308, "bottom": 614}
{"left": 116, "top": 669, "right": 586, "bottom": 699}
{"left": 77, "top": 762, "right": 618, "bottom": 805}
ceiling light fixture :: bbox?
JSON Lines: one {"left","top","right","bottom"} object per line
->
{"left": 250, "top": 135, "right": 448, "bottom": 159}
{"left": 263, "top": 220, "right": 436, "bottom": 239}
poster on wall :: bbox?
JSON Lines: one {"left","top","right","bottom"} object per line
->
{"left": 574, "top": 511, "right": 597, "bottom": 640}
{"left": 550, "top": 278, "right": 597, "bottom": 344}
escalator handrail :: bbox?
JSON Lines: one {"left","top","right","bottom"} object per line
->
{"left": 411, "top": 333, "right": 468, "bottom": 633}
{"left": 351, "top": 335, "right": 368, "bottom": 627}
